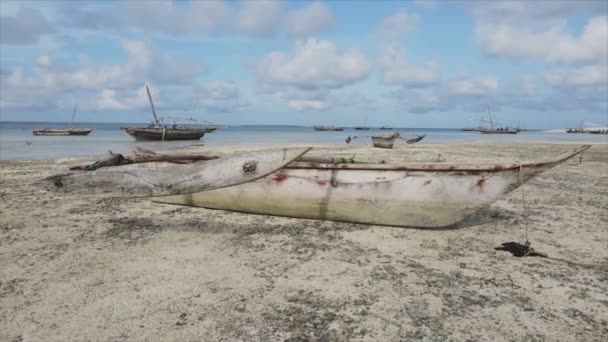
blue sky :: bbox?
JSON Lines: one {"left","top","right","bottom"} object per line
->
{"left": 0, "top": 0, "right": 606, "bottom": 128}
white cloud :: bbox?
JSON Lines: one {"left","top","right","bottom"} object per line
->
{"left": 123, "top": 0, "right": 233, "bottom": 35}
{"left": 0, "top": 6, "right": 55, "bottom": 45}
{"left": 544, "top": 64, "right": 608, "bottom": 88}
{"left": 380, "top": 46, "right": 439, "bottom": 87}
{"left": 447, "top": 76, "right": 499, "bottom": 96}
{"left": 96, "top": 86, "right": 150, "bottom": 111}
{"left": 287, "top": 2, "right": 334, "bottom": 38}
{"left": 0, "top": 41, "right": 205, "bottom": 112}
{"left": 404, "top": 89, "right": 441, "bottom": 114}
{"left": 413, "top": 1, "right": 437, "bottom": 10}
{"left": 255, "top": 38, "right": 370, "bottom": 89}
{"left": 254, "top": 38, "right": 369, "bottom": 111}
{"left": 288, "top": 99, "right": 331, "bottom": 111}
{"left": 477, "top": 16, "right": 608, "bottom": 64}
{"left": 197, "top": 81, "right": 248, "bottom": 113}
{"left": 377, "top": 9, "right": 419, "bottom": 40}
{"left": 238, "top": 1, "right": 284, "bottom": 37}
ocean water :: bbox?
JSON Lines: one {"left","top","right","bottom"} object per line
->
{"left": 0, "top": 121, "right": 604, "bottom": 160}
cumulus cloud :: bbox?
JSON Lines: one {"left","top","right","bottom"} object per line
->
{"left": 380, "top": 46, "right": 439, "bottom": 87}
{"left": 0, "top": 41, "right": 205, "bottom": 112}
{"left": 476, "top": 16, "right": 608, "bottom": 64}
{"left": 377, "top": 9, "right": 419, "bottom": 40}
{"left": 447, "top": 76, "right": 499, "bottom": 96}
{"left": 287, "top": 99, "right": 331, "bottom": 111}
{"left": 544, "top": 64, "right": 608, "bottom": 88}
{"left": 123, "top": 0, "right": 233, "bottom": 35}
{"left": 238, "top": 1, "right": 284, "bottom": 37}
{"left": 287, "top": 2, "right": 334, "bottom": 38}
{"left": 197, "top": 81, "right": 248, "bottom": 113}
{"left": 255, "top": 38, "right": 370, "bottom": 90}
{"left": 0, "top": 6, "right": 55, "bottom": 45}
{"left": 254, "top": 38, "right": 370, "bottom": 111}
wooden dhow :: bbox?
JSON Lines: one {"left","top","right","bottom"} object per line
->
{"left": 33, "top": 128, "right": 95, "bottom": 136}
{"left": 32, "top": 104, "right": 95, "bottom": 136}
{"left": 155, "top": 145, "right": 591, "bottom": 228}
{"left": 121, "top": 85, "right": 206, "bottom": 141}
{"left": 313, "top": 125, "right": 344, "bottom": 131}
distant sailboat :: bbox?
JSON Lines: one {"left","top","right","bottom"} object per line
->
{"left": 313, "top": 125, "right": 344, "bottom": 131}
{"left": 33, "top": 104, "right": 95, "bottom": 136}
{"left": 477, "top": 109, "right": 518, "bottom": 134}
{"left": 121, "top": 85, "right": 206, "bottom": 141}
{"left": 354, "top": 116, "right": 370, "bottom": 130}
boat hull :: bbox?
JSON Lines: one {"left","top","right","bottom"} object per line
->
{"left": 155, "top": 145, "right": 590, "bottom": 228}
{"left": 33, "top": 128, "right": 95, "bottom": 136}
{"left": 313, "top": 126, "right": 344, "bottom": 131}
{"left": 479, "top": 130, "right": 517, "bottom": 134}
{"left": 122, "top": 127, "right": 205, "bottom": 141}
{"left": 371, "top": 135, "right": 398, "bottom": 148}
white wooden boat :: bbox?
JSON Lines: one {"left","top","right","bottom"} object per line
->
{"left": 155, "top": 145, "right": 590, "bottom": 228}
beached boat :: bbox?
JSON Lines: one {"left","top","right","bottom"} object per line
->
{"left": 32, "top": 105, "right": 95, "bottom": 136}
{"left": 40, "top": 147, "right": 311, "bottom": 198}
{"left": 346, "top": 132, "right": 425, "bottom": 148}
{"left": 122, "top": 85, "right": 206, "bottom": 141}
{"left": 314, "top": 125, "right": 344, "bottom": 131}
{"left": 155, "top": 145, "right": 590, "bottom": 228}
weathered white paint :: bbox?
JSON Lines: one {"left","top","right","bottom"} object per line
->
{"left": 39, "top": 147, "right": 311, "bottom": 198}
{"left": 156, "top": 145, "right": 590, "bottom": 228}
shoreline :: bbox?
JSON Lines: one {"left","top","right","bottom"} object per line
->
{"left": 1, "top": 139, "right": 605, "bottom": 162}
{"left": 1, "top": 142, "right": 607, "bottom": 341}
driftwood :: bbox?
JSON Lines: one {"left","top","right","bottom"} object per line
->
{"left": 69, "top": 147, "right": 221, "bottom": 171}
{"left": 40, "top": 147, "right": 312, "bottom": 198}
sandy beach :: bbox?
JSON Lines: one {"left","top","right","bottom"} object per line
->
{"left": 1, "top": 141, "right": 607, "bottom": 341}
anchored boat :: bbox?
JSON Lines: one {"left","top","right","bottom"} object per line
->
{"left": 121, "top": 85, "right": 206, "bottom": 141}
{"left": 313, "top": 125, "right": 344, "bottom": 131}
{"left": 32, "top": 104, "right": 95, "bottom": 136}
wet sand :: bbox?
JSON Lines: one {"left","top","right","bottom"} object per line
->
{"left": 1, "top": 141, "right": 607, "bottom": 341}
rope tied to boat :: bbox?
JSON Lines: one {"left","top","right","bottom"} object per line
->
{"left": 494, "top": 161, "right": 548, "bottom": 258}
{"left": 566, "top": 150, "right": 585, "bottom": 166}
{"left": 519, "top": 161, "right": 529, "bottom": 243}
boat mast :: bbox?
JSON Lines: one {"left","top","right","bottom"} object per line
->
{"left": 146, "top": 85, "right": 160, "bottom": 125}
{"left": 69, "top": 104, "right": 78, "bottom": 128}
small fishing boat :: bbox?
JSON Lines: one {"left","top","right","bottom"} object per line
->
{"left": 122, "top": 85, "right": 206, "bottom": 141}
{"left": 32, "top": 104, "right": 95, "bottom": 136}
{"left": 33, "top": 128, "right": 95, "bottom": 136}
{"left": 155, "top": 145, "right": 591, "bottom": 228}
{"left": 479, "top": 129, "right": 518, "bottom": 134}
{"left": 313, "top": 125, "right": 344, "bottom": 131}
{"left": 354, "top": 127, "right": 371, "bottom": 130}
{"left": 346, "top": 132, "right": 425, "bottom": 149}
{"left": 379, "top": 126, "right": 393, "bottom": 130}
{"left": 476, "top": 110, "right": 518, "bottom": 134}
